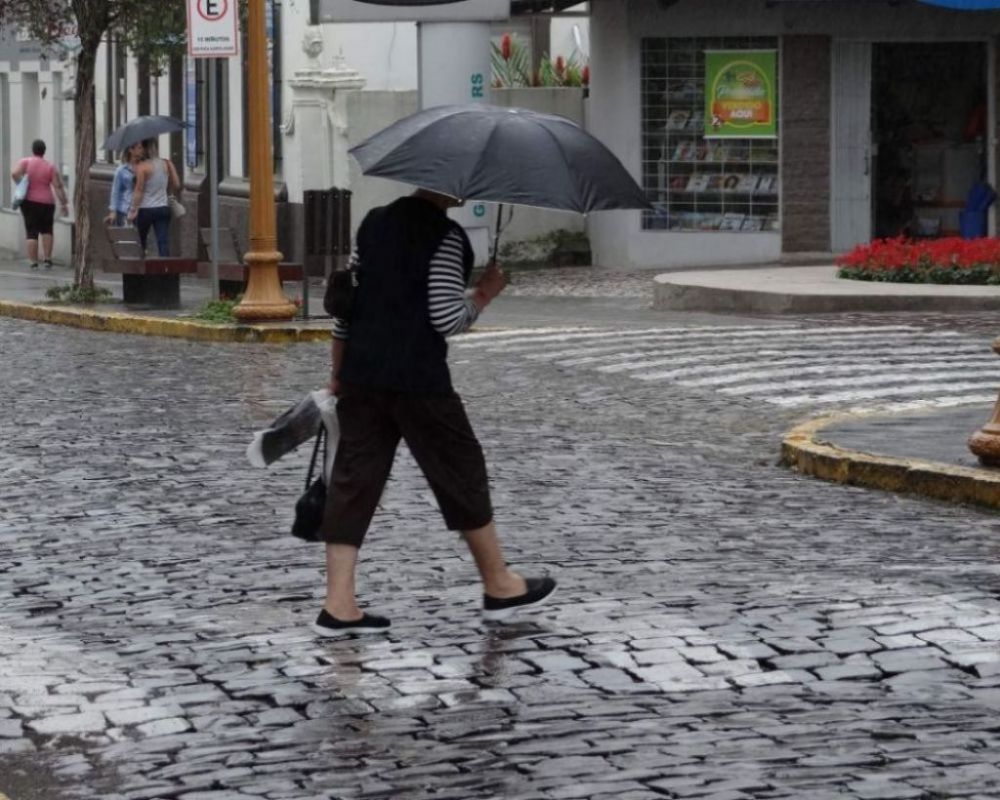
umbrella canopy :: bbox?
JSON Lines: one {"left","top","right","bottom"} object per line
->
{"left": 102, "top": 115, "right": 186, "bottom": 152}
{"left": 917, "top": 0, "right": 1000, "bottom": 8}
{"left": 349, "top": 104, "right": 651, "bottom": 214}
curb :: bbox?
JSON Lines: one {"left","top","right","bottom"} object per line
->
{"left": 0, "top": 300, "right": 332, "bottom": 344}
{"left": 781, "top": 413, "right": 1000, "bottom": 511}
{"left": 653, "top": 274, "right": 1000, "bottom": 315}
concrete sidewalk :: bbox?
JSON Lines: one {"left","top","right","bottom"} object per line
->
{"left": 654, "top": 264, "right": 1000, "bottom": 314}
{"left": 0, "top": 253, "right": 336, "bottom": 342}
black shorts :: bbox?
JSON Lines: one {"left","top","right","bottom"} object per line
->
{"left": 20, "top": 200, "right": 55, "bottom": 240}
{"left": 321, "top": 383, "right": 494, "bottom": 547}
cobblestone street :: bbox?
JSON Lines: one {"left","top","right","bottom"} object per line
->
{"left": 3, "top": 305, "right": 1000, "bottom": 800}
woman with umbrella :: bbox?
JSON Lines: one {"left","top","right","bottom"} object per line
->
{"left": 102, "top": 115, "right": 185, "bottom": 255}
{"left": 307, "top": 104, "right": 647, "bottom": 635}
{"left": 316, "top": 187, "right": 555, "bottom": 636}
{"left": 127, "top": 138, "right": 181, "bottom": 256}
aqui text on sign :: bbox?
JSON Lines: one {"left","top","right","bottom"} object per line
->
{"left": 187, "top": 0, "right": 239, "bottom": 58}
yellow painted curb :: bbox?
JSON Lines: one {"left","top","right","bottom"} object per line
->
{"left": 781, "top": 412, "right": 1000, "bottom": 511}
{"left": 0, "top": 300, "right": 332, "bottom": 344}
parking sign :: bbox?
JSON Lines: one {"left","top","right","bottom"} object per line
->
{"left": 187, "top": 0, "right": 239, "bottom": 58}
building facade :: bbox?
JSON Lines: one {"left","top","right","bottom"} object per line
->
{"left": 588, "top": 0, "right": 1000, "bottom": 269}
{"left": 0, "top": 29, "right": 75, "bottom": 263}
{"left": 0, "top": 2, "right": 589, "bottom": 271}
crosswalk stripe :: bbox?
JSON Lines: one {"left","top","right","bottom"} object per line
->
{"left": 575, "top": 335, "right": 974, "bottom": 372}
{"left": 717, "top": 366, "right": 1000, "bottom": 395}
{"left": 770, "top": 380, "right": 1000, "bottom": 407}
{"left": 457, "top": 325, "right": 728, "bottom": 347}
{"left": 539, "top": 330, "right": 964, "bottom": 365}
{"left": 461, "top": 322, "right": 998, "bottom": 411}
{"left": 459, "top": 326, "right": 597, "bottom": 341}
{"left": 547, "top": 330, "right": 959, "bottom": 360}
{"left": 678, "top": 357, "right": 999, "bottom": 388}
{"left": 456, "top": 324, "right": 920, "bottom": 353}
{"left": 853, "top": 395, "right": 997, "bottom": 414}
{"left": 606, "top": 346, "right": 990, "bottom": 380}
{"left": 631, "top": 343, "right": 988, "bottom": 380}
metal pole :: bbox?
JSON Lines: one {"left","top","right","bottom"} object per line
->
{"left": 209, "top": 59, "right": 220, "bottom": 301}
{"left": 233, "top": 0, "right": 296, "bottom": 321}
{"left": 301, "top": 232, "right": 309, "bottom": 320}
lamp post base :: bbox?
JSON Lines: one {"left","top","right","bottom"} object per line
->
{"left": 233, "top": 250, "right": 298, "bottom": 322}
{"left": 968, "top": 337, "right": 1000, "bottom": 467}
{"left": 969, "top": 412, "right": 1000, "bottom": 468}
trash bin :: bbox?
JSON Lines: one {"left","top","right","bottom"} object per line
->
{"left": 960, "top": 210, "right": 987, "bottom": 239}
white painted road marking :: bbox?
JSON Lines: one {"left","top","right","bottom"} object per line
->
{"left": 456, "top": 324, "right": 999, "bottom": 411}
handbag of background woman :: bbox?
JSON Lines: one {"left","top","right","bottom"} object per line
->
{"left": 12, "top": 175, "right": 29, "bottom": 210}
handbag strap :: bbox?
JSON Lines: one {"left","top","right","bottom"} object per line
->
{"left": 304, "top": 424, "right": 327, "bottom": 489}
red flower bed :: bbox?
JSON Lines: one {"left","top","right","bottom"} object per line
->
{"left": 836, "top": 236, "right": 1000, "bottom": 284}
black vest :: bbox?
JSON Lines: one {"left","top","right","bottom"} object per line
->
{"left": 340, "top": 197, "right": 474, "bottom": 394}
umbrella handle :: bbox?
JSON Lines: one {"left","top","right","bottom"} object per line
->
{"left": 491, "top": 203, "right": 504, "bottom": 265}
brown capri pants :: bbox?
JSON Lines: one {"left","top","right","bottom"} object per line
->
{"left": 321, "top": 383, "right": 494, "bottom": 547}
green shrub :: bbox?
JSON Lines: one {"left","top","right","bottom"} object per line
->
{"left": 192, "top": 295, "right": 241, "bottom": 324}
{"left": 45, "top": 284, "right": 114, "bottom": 304}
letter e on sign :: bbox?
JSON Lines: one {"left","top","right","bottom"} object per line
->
{"left": 198, "top": 0, "right": 226, "bottom": 20}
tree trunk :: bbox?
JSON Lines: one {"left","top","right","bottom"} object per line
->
{"left": 72, "top": 43, "right": 97, "bottom": 290}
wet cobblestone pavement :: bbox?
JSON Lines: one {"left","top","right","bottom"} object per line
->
{"left": 3, "top": 308, "right": 1000, "bottom": 800}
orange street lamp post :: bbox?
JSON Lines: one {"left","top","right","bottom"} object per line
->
{"left": 234, "top": 0, "right": 298, "bottom": 322}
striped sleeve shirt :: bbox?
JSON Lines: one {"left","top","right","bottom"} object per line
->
{"left": 332, "top": 229, "right": 479, "bottom": 341}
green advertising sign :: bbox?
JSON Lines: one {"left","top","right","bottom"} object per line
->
{"left": 704, "top": 50, "right": 777, "bottom": 139}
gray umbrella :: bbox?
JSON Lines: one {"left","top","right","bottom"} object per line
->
{"left": 102, "top": 115, "right": 186, "bottom": 152}
{"left": 349, "top": 104, "right": 650, "bottom": 259}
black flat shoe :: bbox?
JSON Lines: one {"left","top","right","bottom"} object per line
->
{"left": 312, "top": 608, "right": 391, "bottom": 637}
{"left": 483, "top": 576, "right": 557, "bottom": 622}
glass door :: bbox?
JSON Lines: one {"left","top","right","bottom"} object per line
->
{"left": 831, "top": 40, "right": 873, "bottom": 251}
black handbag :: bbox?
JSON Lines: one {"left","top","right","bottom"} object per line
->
{"left": 323, "top": 268, "right": 358, "bottom": 321}
{"left": 291, "top": 425, "right": 327, "bottom": 542}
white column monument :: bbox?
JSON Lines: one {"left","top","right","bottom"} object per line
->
{"left": 283, "top": 28, "right": 366, "bottom": 201}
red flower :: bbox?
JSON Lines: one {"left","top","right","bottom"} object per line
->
{"left": 501, "top": 33, "right": 512, "bottom": 61}
{"left": 582, "top": 65, "right": 591, "bottom": 86}
{"left": 555, "top": 55, "right": 566, "bottom": 76}
{"left": 836, "top": 236, "right": 1000, "bottom": 275}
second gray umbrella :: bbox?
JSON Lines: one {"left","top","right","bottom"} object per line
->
{"left": 103, "top": 115, "right": 186, "bottom": 152}
{"left": 349, "top": 104, "right": 650, "bottom": 214}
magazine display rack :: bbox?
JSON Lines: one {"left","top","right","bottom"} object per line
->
{"left": 642, "top": 37, "right": 780, "bottom": 233}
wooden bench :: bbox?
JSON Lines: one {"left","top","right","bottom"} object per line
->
{"left": 102, "top": 227, "right": 198, "bottom": 309}
{"left": 198, "top": 228, "right": 304, "bottom": 297}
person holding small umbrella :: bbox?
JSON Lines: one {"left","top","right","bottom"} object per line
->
{"left": 101, "top": 115, "right": 186, "bottom": 254}
{"left": 304, "top": 104, "right": 647, "bottom": 636}
{"left": 127, "top": 138, "right": 181, "bottom": 256}
{"left": 315, "top": 188, "right": 556, "bottom": 636}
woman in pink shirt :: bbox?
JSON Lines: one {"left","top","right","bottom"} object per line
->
{"left": 10, "top": 140, "right": 69, "bottom": 269}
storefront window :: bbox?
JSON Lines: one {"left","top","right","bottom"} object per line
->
{"left": 872, "top": 42, "right": 986, "bottom": 239}
{"left": 641, "top": 37, "right": 780, "bottom": 233}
